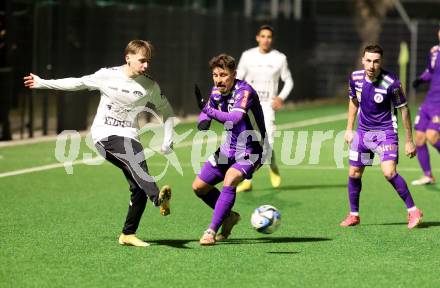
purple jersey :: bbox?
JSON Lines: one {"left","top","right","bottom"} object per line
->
{"left": 198, "top": 79, "right": 266, "bottom": 158}
{"left": 418, "top": 45, "right": 440, "bottom": 104}
{"left": 349, "top": 69, "right": 407, "bottom": 132}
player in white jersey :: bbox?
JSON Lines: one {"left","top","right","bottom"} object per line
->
{"left": 24, "top": 40, "right": 173, "bottom": 247}
{"left": 236, "top": 25, "right": 294, "bottom": 192}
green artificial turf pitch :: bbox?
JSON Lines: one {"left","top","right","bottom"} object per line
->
{"left": 1, "top": 104, "right": 439, "bottom": 287}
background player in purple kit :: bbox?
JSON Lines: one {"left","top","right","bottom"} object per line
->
{"left": 411, "top": 26, "right": 440, "bottom": 186}
{"left": 340, "top": 45, "right": 423, "bottom": 229}
{"left": 192, "top": 54, "right": 267, "bottom": 245}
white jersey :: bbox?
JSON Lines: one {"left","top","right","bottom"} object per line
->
{"left": 33, "top": 66, "right": 174, "bottom": 146}
{"left": 237, "top": 47, "right": 293, "bottom": 104}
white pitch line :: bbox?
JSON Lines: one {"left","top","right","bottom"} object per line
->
{"left": 0, "top": 113, "right": 347, "bottom": 179}
{"left": 277, "top": 113, "right": 346, "bottom": 130}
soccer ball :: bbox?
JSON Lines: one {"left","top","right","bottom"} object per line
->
{"left": 251, "top": 205, "right": 281, "bottom": 234}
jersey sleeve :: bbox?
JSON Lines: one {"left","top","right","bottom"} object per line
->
{"left": 231, "top": 86, "right": 254, "bottom": 113}
{"left": 34, "top": 68, "right": 105, "bottom": 91}
{"left": 389, "top": 81, "right": 407, "bottom": 108}
{"left": 79, "top": 68, "right": 107, "bottom": 90}
{"left": 148, "top": 82, "right": 175, "bottom": 147}
{"left": 149, "top": 82, "right": 174, "bottom": 120}
{"left": 278, "top": 56, "right": 294, "bottom": 100}
{"left": 348, "top": 75, "right": 356, "bottom": 99}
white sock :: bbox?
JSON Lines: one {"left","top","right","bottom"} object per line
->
{"left": 350, "top": 212, "right": 359, "bottom": 216}
{"left": 408, "top": 206, "right": 417, "bottom": 212}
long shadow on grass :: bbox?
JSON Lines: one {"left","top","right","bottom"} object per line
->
{"left": 146, "top": 236, "right": 331, "bottom": 249}
{"left": 147, "top": 239, "right": 195, "bottom": 249}
{"left": 375, "top": 221, "right": 440, "bottom": 229}
{"left": 251, "top": 184, "right": 346, "bottom": 192}
{"left": 267, "top": 251, "right": 299, "bottom": 255}
{"left": 218, "top": 236, "right": 331, "bottom": 245}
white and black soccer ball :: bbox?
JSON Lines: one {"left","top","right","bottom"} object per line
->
{"left": 251, "top": 205, "right": 281, "bottom": 234}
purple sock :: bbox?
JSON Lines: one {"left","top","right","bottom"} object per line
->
{"left": 198, "top": 187, "right": 221, "bottom": 209}
{"left": 416, "top": 144, "right": 432, "bottom": 177}
{"left": 433, "top": 139, "right": 440, "bottom": 153}
{"left": 209, "top": 186, "right": 236, "bottom": 232}
{"left": 387, "top": 173, "right": 415, "bottom": 209}
{"left": 348, "top": 177, "right": 362, "bottom": 213}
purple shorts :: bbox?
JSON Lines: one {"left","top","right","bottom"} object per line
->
{"left": 198, "top": 148, "right": 263, "bottom": 186}
{"left": 414, "top": 104, "right": 440, "bottom": 132}
{"left": 349, "top": 130, "right": 399, "bottom": 167}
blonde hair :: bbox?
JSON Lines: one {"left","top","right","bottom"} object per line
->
{"left": 124, "top": 40, "right": 153, "bottom": 60}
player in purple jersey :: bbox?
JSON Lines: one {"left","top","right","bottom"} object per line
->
{"left": 192, "top": 54, "right": 267, "bottom": 245}
{"left": 340, "top": 45, "right": 423, "bottom": 229}
{"left": 411, "top": 27, "right": 440, "bottom": 186}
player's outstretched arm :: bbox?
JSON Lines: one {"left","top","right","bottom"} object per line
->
{"left": 23, "top": 72, "right": 98, "bottom": 91}
{"left": 400, "top": 105, "right": 416, "bottom": 158}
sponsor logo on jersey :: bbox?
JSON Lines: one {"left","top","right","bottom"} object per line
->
{"left": 376, "top": 144, "right": 396, "bottom": 153}
{"left": 352, "top": 75, "right": 363, "bottom": 80}
{"left": 104, "top": 116, "right": 132, "bottom": 128}
{"left": 374, "top": 93, "right": 384, "bottom": 103}
{"left": 133, "top": 90, "right": 143, "bottom": 97}
{"left": 121, "top": 89, "right": 130, "bottom": 94}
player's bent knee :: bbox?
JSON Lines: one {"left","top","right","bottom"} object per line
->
{"left": 415, "top": 133, "right": 427, "bottom": 146}
{"left": 426, "top": 130, "right": 439, "bottom": 144}
{"left": 348, "top": 167, "right": 363, "bottom": 178}
{"left": 224, "top": 169, "right": 244, "bottom": 187}
{"left": 192, "top": 178, "right": 210, "bottom": 196}
{"left": 414, "top": 131, "right": 426, "bottom": 146}
{"left": 383, "top": 171, "right": 396, "bottom": 180}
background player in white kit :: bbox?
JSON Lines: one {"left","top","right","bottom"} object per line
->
{"left": 236, "top": 25, "right": 294, "bottom": 192}
{"left": 24, "top": 40, "right": 174, "bottom": 247}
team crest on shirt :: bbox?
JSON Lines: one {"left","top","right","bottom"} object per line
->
{"left": 374, "top": 93, "right": 384, "bottom": 103}
{"left": 433, "top": 116, "right": 440, "bottom": 124}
